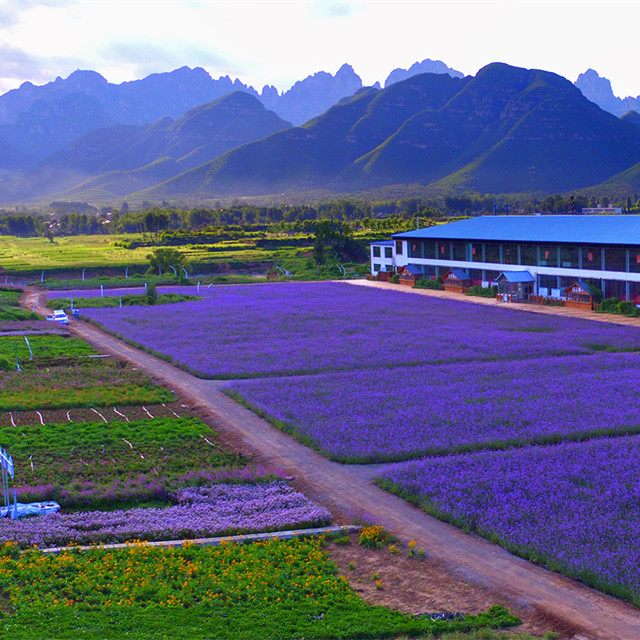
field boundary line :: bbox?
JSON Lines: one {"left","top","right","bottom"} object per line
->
{"left": 39, "top": 524, "right": 360, "bottom": 554}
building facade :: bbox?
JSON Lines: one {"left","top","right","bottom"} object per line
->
{"left": 370, "top": 216, "right": 640, "bottom": 301}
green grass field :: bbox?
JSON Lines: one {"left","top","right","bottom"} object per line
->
{"left": 0, "top": 233, "right": 307, "bottom": 274}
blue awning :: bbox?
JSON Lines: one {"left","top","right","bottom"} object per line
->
{"left": 497, "top": 270, "right": 535, "bottom": 283}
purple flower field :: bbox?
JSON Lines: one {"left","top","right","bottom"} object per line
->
{"left": 0, "top": 481, "right": 330, "bottom": 548}
{"left": 226, "top": 351, "right": 640, "bottom": 462}
{"left": 82, "top": 282, "right": 640, "bottom": 378}
{"left": 47, "top": 286, "right": 213, "bottom": 300}
{"left": 375, "top": 436, "right": 640, "bottom": 604}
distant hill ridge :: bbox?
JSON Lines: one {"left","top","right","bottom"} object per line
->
{"left": 137, "top": 62, "right": 640, "bottom": 199}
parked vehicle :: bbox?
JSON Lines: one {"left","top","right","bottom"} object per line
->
{"left": 46, "top": 309, "right": 69, "bottom": 324}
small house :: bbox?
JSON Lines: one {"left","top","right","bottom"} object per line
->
{"left": 563, "top": 281, "right": 595, "bottom": 310}
{"left": 441, "top": 269, "right": 471, "bottom": 293}
{"left": 397, "top": 265, "right": 422, "bottom": 286}
{"left": 496, "top": 271, "right": 535, "bottom": 303}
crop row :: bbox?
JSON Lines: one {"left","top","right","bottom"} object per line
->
{"left": 0, "top": 482, "right": 331, "bottom": 547}
{"left": 0, "top": 537, "right": 518, "bottom": 639}
{"left": 376, "top": 434, "right": 640, "bottom": 606}
{"left": 82, "top": 282, "right": 640, "bottom": 378}
{"left": 0, "top": 356, "right": 174, "bottom": 410}
{"left": 4, "top": 417, "right": 248, "bottom": 508}
{"left": 226, "top": 350, "right": 640, "bottom": 462}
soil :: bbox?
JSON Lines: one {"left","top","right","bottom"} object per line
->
{"left": 16, "top": 284, "right": 640, "bottom": 640}
{"left": 326, "top": 535, "right": 580, "bottom": 639}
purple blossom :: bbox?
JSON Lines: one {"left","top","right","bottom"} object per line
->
{"left": 0, "top": 481, "right": 330, "bottom": 548}
{"left": 226, "top": 351, "right": 640, "bottom": 462}
{"left": 376, "top": 436, "right": 640, "bottom": 602}
{"left": 81, "top": 282, "right": 640, "bottom": 379}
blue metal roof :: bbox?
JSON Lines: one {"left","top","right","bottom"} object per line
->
{"left": 564, "top": 280, "right": 594, "bottom": 295}
{"left": 394, "top": 216, "right": 640, "bottom": 246}
{"left": 497, "top": 270, "right": 535, "bottom": 283}
{"left": 444, "top": 268, "right": 470, "bottom": 280}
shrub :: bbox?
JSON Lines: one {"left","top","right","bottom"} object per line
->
{"left": 617, "top": 301, "right": 640, "bottom": 317}
{"left": 390, "top": 274, "right": 400, "bottom": 284}
{"left": 414, "top": 277, "right": 444, "bottom": 290}
{"left": 466, "top": 285, "right": 497, "bottom": 298}
{"left": 599, "top": 297, "right": 620, "bottom": 313}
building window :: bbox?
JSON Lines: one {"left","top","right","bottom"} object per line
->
{"left": 539, "top": 274, "right": 557, "bottom": 290}
{"left": 384, "top": 247, "right": 393, "bottom": 259}
{"left": 605, "top": 248, "right": 626, "bottom": 272}
{"left": 484, "top": 243, "right": 500, "bottom": 263}
{"left": 472, "top": 243, "right": 483, "bottom": 262}
{"left": 452, "top": 242, "right": 467, "bottom": 261}
{"left": 408, "top": 241, "right": 421, "bottom": 258}
{"left": 520, "top": 244, "right": 537, "bottom": 266}
{"left": 581, "top": 247, "right": 602, "bottom": 270}
{"left": 395, "top": 240, "right": 403, "bottom": 255}
{"left": 603, "top": 279, "right": 627, "bottom": 300}
{"left": 373, "top": 246, "right": 381, "bottom": 257}
{"left": 439, "top": 242, "right": 449, "bottom": 257}
{"left": 539, "top": 246, "right": 557, "bottom": 267}
{"left": 502, "top": 244, "right": 518, "bottom": 265}
{"left": 424, "top": 242, "right": 436, "bottom": 259}
{"left": 560, "top": 246, "right": 579, "bottom": 268}
{"left": 373, "top": 263, "right": 381, "bottom": 272}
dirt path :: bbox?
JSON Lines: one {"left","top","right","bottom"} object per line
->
{"left": 53, "top": 312, "right": 638, "bottom": 640}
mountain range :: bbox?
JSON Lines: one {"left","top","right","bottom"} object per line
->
{"left": 1, "top": 60, "right": 640, "bottom": 203}
{"left": 574, "top": 69, "right": 640, "bottom": 117}
{"left": 137, "top": 63, "right": 640, "bottom": 199}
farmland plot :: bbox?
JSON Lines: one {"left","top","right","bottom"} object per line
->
{"left": 83, "top": 282, "right": 640, "bottom": 378}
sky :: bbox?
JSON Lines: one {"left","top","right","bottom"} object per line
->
{"left": 0, "top": 0, "right": 638, "bottom": 98}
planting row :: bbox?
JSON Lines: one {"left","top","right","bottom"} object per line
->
{"left": 0, "top": 537, "right": 518, "bottom": 640}
{"left": 0, "top": 354, "right": 174, "bottom": 410}
{"left": 4, "top": 417, "right": 247, "bottom": 509}
{"left": 82, "top": 282, "right": 640, "bottom": 378}
{"left": 376, "top": 434, "right": 640, "bottom": 606}
{"left": 0, "top": 482, "right": 330, "bottom": 547}
{"left": 226, "top": 350, "right": 640, "bottom": 462}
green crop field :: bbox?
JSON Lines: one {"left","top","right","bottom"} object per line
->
{"left": 0, "top": 233, "right": 309, "bottom": 274}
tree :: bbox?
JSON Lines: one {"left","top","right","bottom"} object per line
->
{"left": 146, "top": 248, "right": 190, "bottom": 275}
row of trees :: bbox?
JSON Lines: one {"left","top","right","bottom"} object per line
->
{"left": 3, "top": 193, "right": 640, "bottom": 238}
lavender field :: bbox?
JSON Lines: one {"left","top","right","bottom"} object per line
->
{"left": 226, "top": 351, "right": 640, "bottom": 462}
{"left": 376, "top": 436, "right": 640, "bottom": 604}
{"left": 82, "top": 282, "right": 640, "bottom": 378}
{"left": 0, "top": 481, "right": 330, "bottom": 548}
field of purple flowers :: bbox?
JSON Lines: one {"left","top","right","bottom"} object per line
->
{"left": 0, "top": 481, "right": 330, "bottom": 548}
{"left": 376, "top": 435, "right": 640, "bottom": 604}
{"left": 82, "top": 282, "right": 640, "bottom": 378}
{"left": 226, "top": 351, "right": 640, "bottom": 462}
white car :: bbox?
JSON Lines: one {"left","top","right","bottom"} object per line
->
{"left": 50, "top": 309, "right": 69, "bottom": 324}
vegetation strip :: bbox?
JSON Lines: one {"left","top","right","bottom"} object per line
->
{"left": 225, "top": 350, "right": 640, "bottom": 462}
{"left": 40, "top": 525, "right": 362, "bottom": 554}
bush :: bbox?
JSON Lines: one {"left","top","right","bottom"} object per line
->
{"left": 414, "top": 277, "right": 444, "bottom": 290}
{"left": 390, "top": 274, "right": 400, "bottom": 284}
{"left": 466, "top": 285, "right": 497, "bottom": 298}
{"left": 146, "top": 283, "right": 158, "bottom": 304}
{"left": 617, "top": 301, "right": 640, "bottom": 317}
{"left": 599, "top": 297, "right": 620, "bottom": 313}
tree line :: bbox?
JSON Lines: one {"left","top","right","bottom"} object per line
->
{"left": 2, "top": 193, "right": 640, "bottom": 238}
